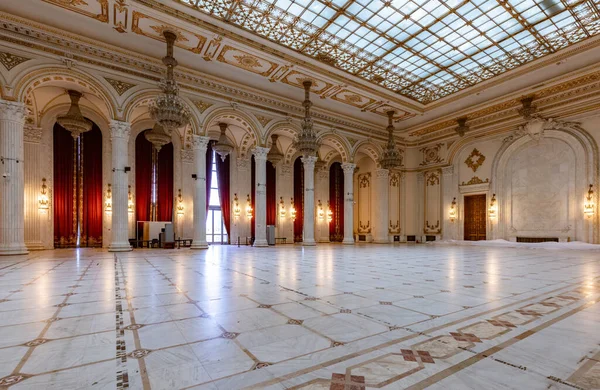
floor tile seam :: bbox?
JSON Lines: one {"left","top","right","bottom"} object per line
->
{"left": 244, "top": 280, "right": 589, "bottom": 388}
{"left": 0, "top": 329, "right": 115, "bottom": 350}
{"left": 565, "top": 348, "right": 600, "bottom": 388}
{"left": 1, "top": 260, "right": 69, "bottom": 300}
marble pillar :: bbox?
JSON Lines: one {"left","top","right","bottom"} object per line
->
{"left": 108, "top": 120, "right": 132, "bottom": 252}
{"left": 301, "top": 155, "right": 317, "bottom": 246}
{"left": 374, "top": 168, "right": 390, "bottom": 243}
{"left": 0, "top": 100, "right": 28, "bottom": 255}
{"left": 191, "top": 135, "right": 210, "bottom": 249}
{"left": 252, "top": 147, "right": 269, "bottom": 247}
{"left": 341, "top": 162, "right": 356, "bottom": 245}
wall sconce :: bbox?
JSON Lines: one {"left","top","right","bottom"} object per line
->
{"left": 176, "top": 188, "right": 184, "bottom": 216}
{"left": 326, "top": 201, "right": 333, "bottom": 223}
{"left": 128, "top": 185, "right": 134, "bottom": 214}
{"left": 488, "top": 193, "right": 497, "bottom": 218}
{"left": 317, "top": 199, "right": 325, "bottom": 221}
{"left": 279, "top": 197, "right": 286, "bottom": 218}
{"left": 105, "top": 184, "right": 112, "bottom": 213}
{"left": 246, "top": 194, "right": 253, "bottom": 219}
{"left": 584, "top": 184, "right": 594, "bottom": 218}
{"left": 449, "top": 197, "right": 457, "bottom": 222}
{"left": 233, "top": 193, "right": 241, "bottom": 218}
{"left": 38, "top": 178, "right": 49, "bottom": 210}
{"left": 290, "top": 198, "right": 296, "bottom": 221}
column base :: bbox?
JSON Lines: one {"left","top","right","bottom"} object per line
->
{"left": 253, "top": 239, "right": 268, "bottom": 247}
{"left": 108, "top": 242, "right": 132, "bottom": 252}
{"left": 190, "top": 240, "right": 208, "bottom": 249}
{"left": 342, "top": 239, "right": 355, "bottom": 245}
{"left": 302, "top": 239, "right": 316, "bottom": 246}
{"left": 0, "top": 245, "right": 29, "bottom": 256}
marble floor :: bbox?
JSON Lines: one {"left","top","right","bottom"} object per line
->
{"left": 0, "top": 244, "right": 598, "bottom": 389}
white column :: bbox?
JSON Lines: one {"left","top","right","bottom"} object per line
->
{"left": 252, "top": 147, "right": 269, "bottom": 247}
{"left": 0, "top": 100, "right": 28, "bottom": 255}
{"left": 374, "top": 168, "right": 390, "bottom": 243}
{"left": 301, "top": 155, "right": 317, "bottom": 246}
{"left": 191, "top": 135, "right": 210, "bottom": 249}
{"left": 341, "top": 163, "right": 356, "bottom": 245}
{"left": 108, "top": 120, "right": 132, "bottom": 252}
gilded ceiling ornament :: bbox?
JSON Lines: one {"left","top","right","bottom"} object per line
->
{"left": 254, "top": 115, "right": 271, "bottom": 127}
{"left": 461, "top": 176, "right": 489, "bottom": 186}
{"left": 233, "top": 54, "right": 262, "bottom": 70}
{"left": 192, "top": 100, "right": 213, "bottom": 114}
{"left": 464, "top": 148, "right": 485, "bottom": 172}
{"left": 104, "top": 77, "right": 136, "bottom": 96}
{"left": 347, "top": 137, "right": 358, "bottom": 147}
{"left": 149, "top": 25, "right": 189, "bottom": 42}
{"left": 419, "top": 143, "right": 443, "bottom": 166}
{"left": 0, "top": 52, "right": 30, "bottom": 71}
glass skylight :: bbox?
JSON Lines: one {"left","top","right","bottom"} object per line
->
{"left": 187, "top": 0, "right": 600, "bottom": 103}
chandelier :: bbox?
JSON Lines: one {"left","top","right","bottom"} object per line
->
{"left": 145, "top": 123, "right": 171, "bottom": 152}
{"left": 57, "top": 90, "right": 92, "bottom": 139}
{"left": 293, "top": 80, "right": 320, "bottom": 156}
{"left": 455, "top": 118, "right": 469, "bottom": 137}
{"left": 213, "top": 122, "right": 234, "bottom": 161}
{"left": 379, "top": 110, "right": 402, "bottom": 170}
{"left": 149, "top": 30, "right": 190, "bottom": 135}
{"left": 267, "top": 134, "right": 284, "bottom": 164}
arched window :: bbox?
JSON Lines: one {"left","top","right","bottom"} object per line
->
{"left": 207, "top": 150, "right": 227, "bottom": 244}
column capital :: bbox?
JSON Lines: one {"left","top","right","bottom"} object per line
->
{"left": 109, "top": 120, "right": 131, "bottom": 139}
{"left": 301, "top": 155, "right": 318, "bottom": 169}
{"left": 375, "top": 168, "right": 389, "bottom": 178}
{"left": 341, "top": 162, "right": 356, "bottom": 175}
{"left": 0, "top": 100, "right": 27, "bottom": 123}
{"left": 252, "top": 146, "right": 270, "bottom": 161}
{"left": 442, "top": 165, "right": 454, "bottom": 176}
{"left": 191, "top": 135, "right": 210, "bottom": 151}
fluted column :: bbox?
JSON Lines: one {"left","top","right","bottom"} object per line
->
{"left": 191, "top": 135, "right": 210, "bottom": 249}
{"left": 0, "top": 100, "right": 28, "bottom": 255}
{"left": 341, "top": 163, "right": 356, "bottom": 245}
{"left": 108, "top": 120, "right": 132, "bottom": 252}
{"left": 374, "top": 168, "right": 390, "bottom": 243}
{"left": 301, "top": 155, "right": 317, "bottom": 246}
{"left": 253, "top": 147, "right": 269, "bottom": 247}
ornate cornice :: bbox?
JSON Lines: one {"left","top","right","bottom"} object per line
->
{"left": 0, "top": 51, "right": 30, "bottom": 71}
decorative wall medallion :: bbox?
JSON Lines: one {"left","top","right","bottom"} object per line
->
{"left": 389, "top": 172, "right": 400, "bottom": 187}
{"left": 359, "top": 173, "right": 370, "bottom": 188}
{"left": 42, "top": 0, "right": 108, "bottom": 22}
{"left": 254, "top": 114, "right": 272, "bottom": 127}
{"left": 331, "top": 89, "right": 375, "bottom": 108}
{"left": 419, "top": 143, "right": 443, "bottom": 166}
{"left": 281, "top": 71, "right": 332, "bottom": 94}
{"left": 370, "top": 104, "right": 414, "bottom": 120}
{"left": 217, "top": 46, "right": 278, "bottom": 76}
{"left": 192, "top": 100, "right": 213, "bottom": 114}
{"left": 465, "top": 148, "right": 485, "bottom": 172}
{"left": 0, "top": 52, "right": 30, "bottom": 71}
{"left": 358, "top": 220, "right": 371, "bottom": 233}
{"left": 425, "top": 171, "right": 440, "bottom": 186}
{"left": 461, "top": 176, "right": 489, "bottom": 186}
{"left": 104, "top": 77, "right": 136, "bottom": 96}
{"left": 132, "top": 12, "right": 206, "bottom": 53}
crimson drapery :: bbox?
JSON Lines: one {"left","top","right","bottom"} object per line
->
{"left": 157, "top": 142, "right": 173, "bottom": 221}
{"left": 216, "top": 154, "right": 230, "bottom": 241}
{"left": 206, "top": 141, "right": 213, "bottom": 213}
{"left": 329, "top": 162, "right": 344, "bottom": 242}
{"left": 250, "top": 156, "right": 255, "bottom": 238}
{"left": 53, "top": 123, "right": 75, "bottom": 247}
{"left": 266, "top": 161, "right": 276, "bottom": 226}
{"left": 81, "top": 125, "right": 103, "bottom": 247}
{"left": 293, "top": 157, "right": 304, "bottom": 242}
{"left": 135, "top": 131, "right": 153, "bottom": 224}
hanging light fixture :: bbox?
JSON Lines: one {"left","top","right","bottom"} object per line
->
{"left": 213, "top": 122, "right": 234, "bottom": 162}
{"left": 149, "top": 30, "right": 190, "bottom": 135}
{"left": 57, "top": 90, "right": 92, "bottom": 139}
{"left": 379, "top": 110, "right": 402, "bottom": 170}
{"left": 246, "top": 194, "right": 253, "bottom": 219}
{"left": 488, "top": 194, "right": 497, "bottom": 218}
{"left": 128, "top": 185, "right": 134, "bottom": 214}
{"left": 292, "top": 80, "right": 320, "bottom": 156}
{"left": 290, "top": 197, "right": 297, "bottom": 221}
{"left": 279, "top": 197, "right": 286, "bottom": 218}
{"left": 176, "top": 188, "right": 184, "bottom": 216}
{"left": 38, "top": 178, "right": 49, "bottom": 210}
{"left": 455, "top": 118, "right": 469, "bottom": 137}
{"left": 449, "top": 197, "right": 457, "bottom": 222}
{"left": 267, "top": 134, "right": 284, "bottom": 164}
{"left": 145, "top": 123, "right": 171, "bottom": 152}
{"left": 326, "top": 200, "right": 333, "bottom": 223}
{"left": 105, "top": 184, "right": 112, "bottom": 213}
{"left": 584, "top": 184, "right": 594, "bottom": 218}
{"left": 233, "top": 193, "right": 241, "bottom": 218}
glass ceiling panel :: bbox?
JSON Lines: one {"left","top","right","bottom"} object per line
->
{"left": 187, "top": 0, "right": 600, "bottom": 103}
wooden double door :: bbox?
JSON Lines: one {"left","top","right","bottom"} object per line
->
{"left": 464, "top": 194, "right": 487, "bottom": 241}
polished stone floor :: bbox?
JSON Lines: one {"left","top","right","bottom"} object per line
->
{"left": 0, "top": 244, "right": 598, "bottom": 389}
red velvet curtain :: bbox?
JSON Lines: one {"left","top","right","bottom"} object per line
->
{"left": 135, "top": 131, "right": 153, "bottom": 224}
{"left": 329, "top": 162, "right": 344, "bottom": 242}
{"left": 81, "top": 125, "right": 103, "bottom": 247}
{"left": 293, "top": 157, "right": 304, "bottom": 242}
{"left": 53, "top": 124, "right": 76, "bottom": 247}
{"left": 206, "top": 142, "right": 213, "bottom": 213}
{"left": 216, "top": 154, "right": 230, "bottom": 240}
{"left": 157, "top": 143, "right": 173, "bottom": 221}
{"left": 266, "top": 161, "right": 276, "bottom": 226}
{"left": 251, "top": 156, "right": 255, "bottom": 238}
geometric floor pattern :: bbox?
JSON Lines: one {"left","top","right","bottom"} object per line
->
{"left": 0, "top": 243, "right": 598, "bottom": 389}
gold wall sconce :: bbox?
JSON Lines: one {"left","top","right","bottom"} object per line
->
{"left": 233, "top": 193, "right": 241, "bottom": 218}
{"left": 584, "top": 184, "right": 594, "bottom": 218}
{"left": 488, "top": 193, "right": 497, "bottom": 218}
{"left": 449, "top": 197, "right": 457, "bottom": 222}
{"left": 38, "top": 178, "right": 49, "bottom": 210}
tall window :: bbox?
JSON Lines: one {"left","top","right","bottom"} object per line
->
{"left": 207, "top": 151, "right": 227, "bottom": 244}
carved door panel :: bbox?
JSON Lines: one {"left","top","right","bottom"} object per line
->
{"left": 464, "top": 194, "right": 486, "bottom": 241}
